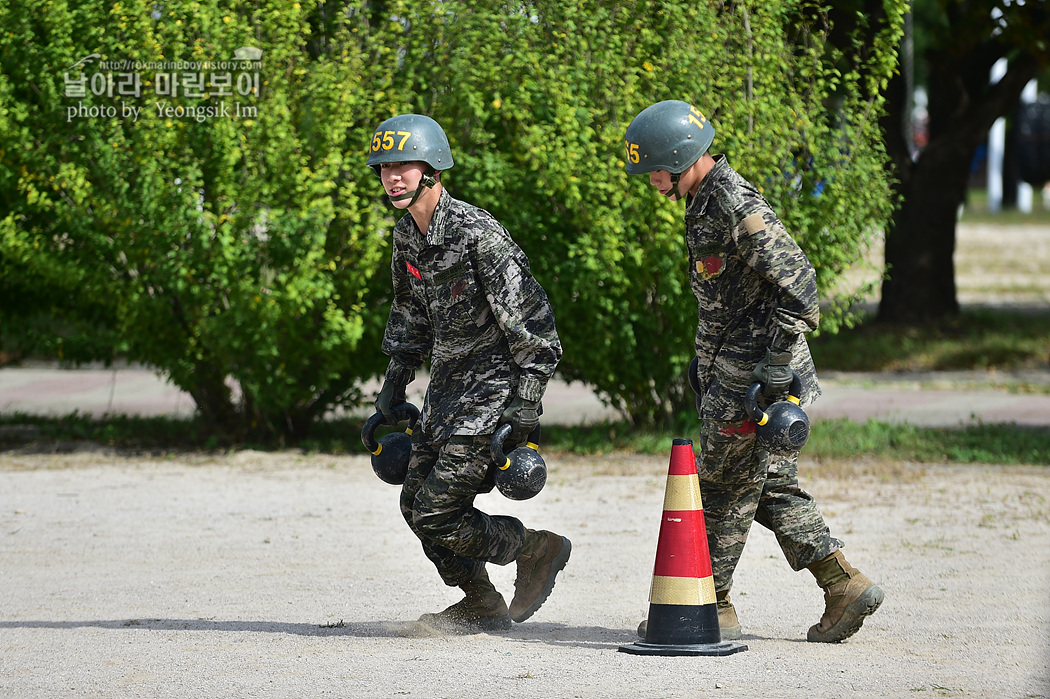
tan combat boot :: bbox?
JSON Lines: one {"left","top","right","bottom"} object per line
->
{"left": 806, "top": 550, "right": 884, "bottom": 643}
{"left": 509, "top": 529, "right": 571, "bottom": 622}
{"left": 418, "top": 568, "right": 512, "bottom": 634}
{"left": 635, "top": 590, "right": 741, "bottom": 640}
{"left": 716, "top": 590, "right": 742, "bottom": 640}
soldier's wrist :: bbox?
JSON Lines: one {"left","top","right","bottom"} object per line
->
{"left": 517, "top": 375, "right": 546, "bottom": 403}
{"left": 771, "top": 332, "right": 799, "bottom": 355}
{"left": 384, "top": 360, "right": 416, "bottom": 387}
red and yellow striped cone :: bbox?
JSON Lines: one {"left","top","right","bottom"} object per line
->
{"left": 619, "top": 438, "right": 748, "bottom": 656}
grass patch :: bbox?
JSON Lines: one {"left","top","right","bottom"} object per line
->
{"left": 0, "top": 412, "right": 425, "bottom": 457}
{"left": 541, "top": 418, "right": 1050, "bottom": 466}
{"left": 8, "top": 411, "right": 1045, "bottom": 466}
{"left": 809, "top": 308, "right": 1050, "bottom": 373}
{"left": 0, "top": 412, "right": 222, "bottom": 451}
{"left": 959, "top": 187, "right": 1050, "bottom": 225}
{"left": 804, "top": 418, "right": 1050, "bottom": 465}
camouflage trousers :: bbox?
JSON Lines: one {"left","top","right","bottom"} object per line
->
{"left": 400, "top": 430, "right": 526, "bottom": 587}
{"left": 696, "top": 418, "right": 841, "bottom": 594}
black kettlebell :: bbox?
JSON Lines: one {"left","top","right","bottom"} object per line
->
{"left": 687, "top": 355, "right": 703, "bottom": 413}
{"left": 744, "top": 371, "right": 811, "bottom": 455}
{"left": 360, "top": 402, "right": 420, "bottom": 485}
{"left": 687, "top": 355, "right": 702, "bottom": 396}
{"left": 489, "top": 424, "right": 546, "bottom": 501}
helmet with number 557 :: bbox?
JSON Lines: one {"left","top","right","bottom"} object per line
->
{"left": 623, "top": 100, "right": 715, "bottom": 176}
{"left": 367, "top": 113, "right": 455, "bottom": 175}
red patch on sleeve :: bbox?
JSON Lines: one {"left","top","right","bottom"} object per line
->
{"left": 406, "top": 261, "right": 422, "bottom": 280}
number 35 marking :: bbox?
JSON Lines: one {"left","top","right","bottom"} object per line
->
{"left": 372, "top": 130, "right": 412, "bottom": 152}
{"left": 624, "top": 140, "right": 640, "bottom": 164}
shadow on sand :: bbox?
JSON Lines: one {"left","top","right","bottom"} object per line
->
{"left": 0, "top": 618, "right": 633, "bottom": 649}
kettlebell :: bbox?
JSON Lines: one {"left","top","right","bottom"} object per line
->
{"left": 743, "top": 371, "right": 811, "bottom": 455}
{"left": 687, "top": 355, "right": 703, "bottom": 413}
{"left": 489, "top": 423, "right": 546, "bottom": 501}
{"left": 360, "top": 402, "right": 420, "bottom": 485}
{"left": 687, "top": 355, "right": 702, "bottom": 396}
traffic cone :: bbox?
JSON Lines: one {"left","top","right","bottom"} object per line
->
{"left": 619, "top": 438, "right": 748, "bottom": 656}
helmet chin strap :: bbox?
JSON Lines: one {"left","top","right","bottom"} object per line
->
{"left": 669, "top": 172, "right": 684, "bottom": 201}
{"left": 389, "top": 169, "right": 438, "bottom": 208}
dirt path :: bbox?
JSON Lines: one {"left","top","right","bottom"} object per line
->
{"left": 1, "top": 450, "right": 1047, "bottom": 698}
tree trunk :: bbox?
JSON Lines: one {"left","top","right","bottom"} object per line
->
{"left": 878, "top": 139, "right": 967, "bottom": 322}
{"left": 876, "top": 37, "right": 1043, "bottom": 325}
{"left": 185, "top": 364, "right": 240, "bottom": 435}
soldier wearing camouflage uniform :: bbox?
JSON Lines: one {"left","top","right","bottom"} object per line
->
{"left": 624, "top": 100, "right": 884, "bottom": 643}
{"left": 368, "top": 114, "right": 571, "bottom": 634}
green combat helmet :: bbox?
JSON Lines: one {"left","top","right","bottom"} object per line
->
{"left": 367, "top": 113, "right": 454, "bottom": 206}
{"left": 623, "top": 100, "right": 715, "bottom": 199}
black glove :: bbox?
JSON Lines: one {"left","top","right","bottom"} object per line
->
{"left": 498, "top": 396, "right": 540, "bottom": 445}
{"left": 375, "top": 380, "right": 407, "bottom": 426}
{"left": 750, "top": 349, "right": 793, "bottom": 398}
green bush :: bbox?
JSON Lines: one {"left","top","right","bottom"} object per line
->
{"left": 1, "top": 0, "right": 399, "bottom": 438}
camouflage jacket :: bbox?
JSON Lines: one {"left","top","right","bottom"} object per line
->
{"left": 381, "top": 189, "right": 562, "bottom": 440}
{"left": 684, "top": 155, "right": 821, "bottom": 420}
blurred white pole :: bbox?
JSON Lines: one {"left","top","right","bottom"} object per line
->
{"left": 1017, "top": 79, "right": 1038, "bottom": 214}
{"left": 987, "top": 59, "right": 1007, "bottom": 214}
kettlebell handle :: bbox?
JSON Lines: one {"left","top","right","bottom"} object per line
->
{"left": 490, "top": 423, "right": 542, "bottom": 470}
{"left": 361, "top": 402, "right": 420, "bottom": 455}
{"left": 744, "top": 371, "right": 803, "bottom": 425}
{"left": 687, "top": 355, "right": 702, "bottom": 396}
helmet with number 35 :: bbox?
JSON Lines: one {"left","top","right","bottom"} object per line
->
{"left": 623, "top": 100, "right": 715, "bottom": 176}
{"left": 367, "top": 113, "right": 455, "bottom": 175}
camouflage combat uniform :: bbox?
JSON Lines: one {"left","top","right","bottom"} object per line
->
{"left": 686, "top": 155, "right": 841, "bottom": 594}
{"left": 381, "top": 188, "right": 562, "bottom": 587}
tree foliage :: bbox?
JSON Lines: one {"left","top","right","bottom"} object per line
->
{"left": 394, "top": 0, "right": 903, "bottom": 424}
{"left": 0, "top": 0, "right": 904, "bottom": 433}
{"left": 1, "top": 0, "right": 399, "bottom": 438}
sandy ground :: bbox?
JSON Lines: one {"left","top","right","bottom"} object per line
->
{"left": 1, "top": 449, "right": 1047, "bottom": 699}
{"left": 2, "top": 221, "right": 1048, "bottom": 697}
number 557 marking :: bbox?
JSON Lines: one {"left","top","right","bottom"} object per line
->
{"left": 372, "top": 130, "right": 412, "bottom": 152}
